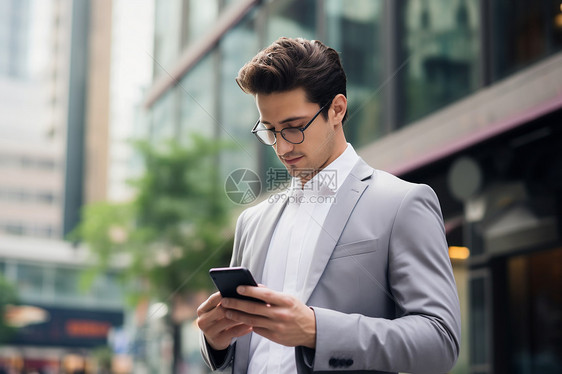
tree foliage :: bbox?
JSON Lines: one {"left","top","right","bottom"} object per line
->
{"left": 72, "top": 136, "right": 234, "bottom": 303}
{"left": 0, "top": 274, "right": 18, "bottom": 343}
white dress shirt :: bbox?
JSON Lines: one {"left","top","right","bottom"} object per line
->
{"left": 247, "top": 144, "right": 360, "bottom": 374}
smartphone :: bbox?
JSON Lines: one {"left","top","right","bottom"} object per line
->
{"left": 209, "top": 266, "right": 264, "bottom": 303}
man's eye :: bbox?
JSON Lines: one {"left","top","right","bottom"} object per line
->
{"left": 285, "top": 124, "right": 305, "bottom": 130}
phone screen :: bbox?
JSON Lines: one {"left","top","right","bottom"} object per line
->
{"left": 209, "top": 267, "right": 264, "bottom": 303}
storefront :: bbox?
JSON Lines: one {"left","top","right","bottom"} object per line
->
{"left": 401, "top": 106, "right": 562, "bottom": 373}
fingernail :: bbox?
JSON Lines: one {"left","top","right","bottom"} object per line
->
{"left": 237, "top": 286, "right": 245, "bottom": 293}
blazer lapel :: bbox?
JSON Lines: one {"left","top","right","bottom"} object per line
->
{"left": 242, "top": 195, "right": 288, "bottom": 283}
{"left": 235, "top": 196, "right": 288, "bottom": 373}
{"left": 301, "top": 159, "right": 373, "bottom": 303}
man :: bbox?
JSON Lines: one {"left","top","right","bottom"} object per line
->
{"left": 197, "top": 37, "right": 461, "bottom": 373}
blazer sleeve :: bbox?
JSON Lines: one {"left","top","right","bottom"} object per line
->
{"left": 200, "top": 209, "right": 249, "bottom": 371}
{"left": 302, "top": 184, "right": 461, "bottom": 373}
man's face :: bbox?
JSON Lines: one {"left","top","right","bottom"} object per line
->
{"left": 255, "top": 88, "right": 343, "bottom": 182}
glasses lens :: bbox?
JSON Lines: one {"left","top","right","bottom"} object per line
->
{"left": 281, "top": 128, "right": 304, "bottom": 144}
{"left": 255, "top": 129, "right": 275, "bottom": 145}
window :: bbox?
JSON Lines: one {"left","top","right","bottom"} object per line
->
{"left": 37, "top": 192, "right": 56, "bottom": 204}
{"left": 266, "top": 0, "right": 316, "bottom": 44}
{"left": 5, "top": 222, "right": 24, "bottom": 235}
{"left": 219, "top": 8, "right": 259, "bottom": 180}
{"left": 54, "top": 267, "right": 81, "bottom": 298}
{"left": 182, "top": 0, "right": 219, "bottom": 48}
{"left": 324, "top": 0, "right": 385, "bottom": 146}
{"left": 153, "top": 0, "right": 182, "bottom": 79}
{"left": 150, "top": 89, "right": 176, "bottom": 142}
{"left": 179, "top": 53, "right": 216, "bottom": 141}
{"left": 470, "top": 274, "right": 490, "bottom": 370}
{"left": 491, "top": 0, "right": 562, "bottom": 80}
{"left": 16, "top": 263, "right": 45, "bottom": 297}
{"left": 398, "top": 0, "right": 481, "bottom": 126}
{"left": 505, "top": 248, "right": 562, "bottom": 373}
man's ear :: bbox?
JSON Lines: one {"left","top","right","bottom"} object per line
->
{"left": 330, "top": 94, "right": 347, "bottom": 125}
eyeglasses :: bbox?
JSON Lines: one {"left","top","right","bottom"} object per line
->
{"left": 251, "top": 101, "right": 330, "bottom": 146}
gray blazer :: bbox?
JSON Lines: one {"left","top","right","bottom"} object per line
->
{"left": 202, "top": 158, "right": 461, "bottom": 373}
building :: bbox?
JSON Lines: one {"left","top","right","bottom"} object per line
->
{"left": 0, "top": 0, "right": 71, "bottom": 239}
{"left": 142, "top": 0, "right": 562, "bottom": 373}
{"left": 107, "top": 0, "right": 154, "bottom": 202}
{"left": 0, "top": 0, "right": 127, "bottom": 371}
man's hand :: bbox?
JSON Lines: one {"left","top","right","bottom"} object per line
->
{"left": 220, "top": 285, "right": 317, "bottom": 348}
{"left": 196, "top": 291, "right": 253, "bottom": 351}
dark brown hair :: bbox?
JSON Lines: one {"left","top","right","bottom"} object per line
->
{"left": 236, "top": 37, "right": 348, "bottom": 122}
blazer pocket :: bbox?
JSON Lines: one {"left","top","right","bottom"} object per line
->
{"left": 331, "top": 238, "right": 378, "bottom": 259}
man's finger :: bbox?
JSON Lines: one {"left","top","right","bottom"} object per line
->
{"left": 204, "top": 315, "right": 246, "bottom": 338}
{"left": 197, "top": 291, "right": 222, "bottom": 316}
{"left": 221, "top": 297, "right": 273, "bottom": 317}
{"left": 237, "top": 286, "right": 288, "bottom": 306}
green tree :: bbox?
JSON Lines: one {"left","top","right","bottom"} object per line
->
{"left": 0, "top": 274, "right": 18, "bottom": 343}
{"left": 72, "top": 135, "right": 234, "bottom": 303}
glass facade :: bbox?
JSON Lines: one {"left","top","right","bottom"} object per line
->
{"left": 150, "top": 0, "right": 506, "bottom": 172}
{"left": 179, "top": 53, "right": 217, "bottom": 140}
{"left": 150, "top": 89, "right": 177, "bottom": 142}
{"left": 153, "top": 0, "right": 183, "bottom": 79}
{"left": 470, "top": 274, "right": 490, "bottom": 369}
{"left": 506, "top": 248, "right": 562, "bottom": 373}
{"left": 54, "top": 267, "right": 80, "bottom": 298}
{"left": 491, "top": 0, "right": 562, "bottom": 81}
{"left": 183, "top": 0, "right": 220, "bottom": 48}
{"left": 398, "top": 0, "right": 481, "bottom": 125}
{"left": 0, "top": 260, "right": 124, "bottom": 309}
{"left": 151, "top": 0, "right": 391, "bottom": 181}
{"left": 16, "top": 263, "right": 45, "bottom": 299}
{"left": 324, "top": 0, "right": 385, "bottom": 146}
{"left": 219, "top": 9, "right": 261, "bottom": 178}
{"left": 266, "top": 0, "right": 316, "bottom": 44}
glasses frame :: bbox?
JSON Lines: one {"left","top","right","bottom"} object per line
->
{"left": 251, "top": 101, "right": 331, "bottom": 146}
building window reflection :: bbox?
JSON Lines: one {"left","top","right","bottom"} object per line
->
{"left": 491, "top": 0, "right": 562, "bottom": 81}
{"left": 182, "top": 0, "right": 219, "bottom": 48}
{"left": 266, "top": 0, "right": 316, "bottom": 44}
{"left": 398, "top": 0, "right": 481, "bottom": 126}
{"left": 16, "top": 263, "right": 45, "bottom": 298}
{"left": 179, "top": 53, "right": 216, "bottom": 141}
{"left": 219, "top": 10, "right": 260, "bottom": 179}
{"left": 324, "top": 0, "right": 385, "bottom": 146}
{"left": 153, "top": 0, "right": 182, "bottom": 79}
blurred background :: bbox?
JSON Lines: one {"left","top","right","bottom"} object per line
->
{"left": 0, "top": 0, "right": 561, "bottom": 373}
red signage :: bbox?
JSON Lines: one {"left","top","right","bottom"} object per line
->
{"left": 65, "top": 319, "right": 111, "bottom": 338}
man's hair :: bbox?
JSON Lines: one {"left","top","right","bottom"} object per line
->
{"left": 236, "top": 37, "right": 348, "bottom": 122}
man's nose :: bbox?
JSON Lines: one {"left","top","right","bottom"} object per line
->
{"left": 274, "top": 134, "right": 294, "bottom": 155}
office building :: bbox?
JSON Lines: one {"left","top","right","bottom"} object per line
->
{"left": 0, "top": 0, "right": 70, "bottom": 239}
{"left": 0, "top": 0, "right": 125, "bottom": 371}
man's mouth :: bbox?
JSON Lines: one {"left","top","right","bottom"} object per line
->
{"left": 283, "top": 156, "right": 303, "bottom": 165}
